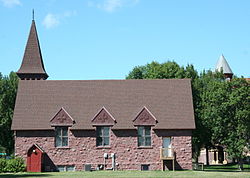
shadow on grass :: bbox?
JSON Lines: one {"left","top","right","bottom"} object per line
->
{"left": 203, "top": 163, "right": 250, "bottom": 172}
{"left": 204, "top": 169, "right": 250, "bottom": 172}
{"left": 0, "top": 173, "right": 53, "bottom": 177}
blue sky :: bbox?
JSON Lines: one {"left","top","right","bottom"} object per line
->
{"left": 1, "top": 0, "right": 250, "bottom": 79}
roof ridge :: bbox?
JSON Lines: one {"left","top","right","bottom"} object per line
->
{"left": 19, "top": 78, "right": 191, "bottom": 82}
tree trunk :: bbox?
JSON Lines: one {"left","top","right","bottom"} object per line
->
{"left": 238, "top": 158, "right": 244, "bottom": 171}
{"left": 205, "top": 146, "right": 209, "bottom": 165}
{"left": 194, "top": 145, "right": 199, "bottom": 163}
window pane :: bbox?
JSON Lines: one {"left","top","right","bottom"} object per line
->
{"left": 55, "top": 127, "right": 69, "bottom": 147}
{"left": 96, "top": 127, "right": 102, "bottom": 137}
{"left": 96, "top": 137, "right": 102, "bottom": 146}
{"left": 103, "top": 127, "right": 109, "bottom": 137}
{"left": 138, "top": 126, "right": 144, "bottom": 137}
{"left": 138, "top": 136, "right": 144, "bottom": 146}
{"left": 141, "top": 165, "right": 149, "bottom": 171}
{"left": 145, "top": 127, "right": 151, "bottom": 136}
{"left": 56, "top": 136, "right": 62, "bottom": 147}
{"left": 56, "top": 127, "right": 61, "bottom": 136}
{"left": 57, "top": 166, "right": 65, "bottom": 172}
{"left": 145, "top": 137, "right": 151, "bottom": 146}
{"left": 103, "top": 137, "right": 109, "bottom": 146}
{"left": 62, "top": 128, "right": 68, "bottom": 136}
{"left": 66, "top": 166, "right": 75, "bottom": 171}
{"left": 62, "top": 137, "right": 68, "bottom": 146}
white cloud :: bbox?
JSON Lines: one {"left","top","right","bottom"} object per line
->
{"left": 89, "top": 0, "right": 139, "bottom": 13}
{"left": 1, "top": 0, "right": 21, "bottom": 7}
{"left": 42, "top": 13, "right": 59, "bottom": 29}
{"left": 42, "top": 10, "right": 77, "bottom": 29}
{"left": 99, "top": 0, "right": 122, "bottom": 12}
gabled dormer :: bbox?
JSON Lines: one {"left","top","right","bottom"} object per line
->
{"left": 17, "top": 20, "right": 48, "bottom": 80}
{"left": 50, "top": 107, "right": 75, "bottom": 127}
{"left": 91, "top": 107, "right": 116, "bottom": 126}
{"left": 133, "top": 106, "right": 158, "bottom": 126}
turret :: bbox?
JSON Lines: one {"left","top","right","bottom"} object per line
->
{"left": 215, "top": 54, "right": 233, "bottom": 80}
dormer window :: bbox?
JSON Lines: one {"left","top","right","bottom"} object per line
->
{"left": 91, "top": 107, "right": 116, "bottom": 147}
{"left": 96, "top": 126, "right": 110, "bottom": 147}
{"left": 133, "top": 107, "right": 157, "bottom": 147}
{"left": 138, "top": 126, "right": 151, "bottom": 147}
{"left": 50, "top": 107, "right": 75, "bottom": 148}
{"left": 55, "top": 127, "right": 68, "bottom": 147}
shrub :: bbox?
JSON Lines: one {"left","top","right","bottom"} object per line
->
{"left": 5, "top": 157, "right": 26, "bottom": 173}
{"left": 0, "top": 159, "right": 7, "bottom": 173}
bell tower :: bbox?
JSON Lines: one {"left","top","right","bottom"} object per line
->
{"left": 17, "top": 18, "right": 48, "bottom": 80}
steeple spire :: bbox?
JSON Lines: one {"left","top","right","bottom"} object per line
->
{"left": 32, "top": 9, "right": 34, "bottom": 21}
{"left": 215, "top": 54, "right": 233, "bottom": 80}
{"left": 17, "top": 19, "right": 48, "bottom": 80}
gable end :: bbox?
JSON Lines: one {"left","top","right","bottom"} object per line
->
{"left": 50, "top": 107, "right": 75, "bottom": 126}
{"left": 133, "top": 107, "right": 158, "bottom": 126}
{"left": 91, "top": 107, "right": 116, "bottom": 126}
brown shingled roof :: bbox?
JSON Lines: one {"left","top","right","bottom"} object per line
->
{"left": 17, "top": 20, "right": 48, "bottom": 79}
{"left": 11, "top": 79, "right": 195, "bottom": 130}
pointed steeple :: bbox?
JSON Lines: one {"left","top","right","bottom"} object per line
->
{"left": 17, "top": 20, "right": 48, "bottom": 80}
{"left": 215, "top": 54, "right": 233, "bottom": 80}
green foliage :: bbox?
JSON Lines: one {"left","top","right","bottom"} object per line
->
{"left": 0, "top": 159, "right": 7, "bottom": 173}
{"left": 222, "top": 79, "right": 250, "bottom": 160}
{"left": 0, "top": 146, "right": 6, "bottom": 153}
{"left": 0, "top": 157, "right": 25, "bottom": 173}
{"left": 0, "top": 72, "right": 18, "bottom": 154}
{"left": 5, "top": 157, "right": 26, "bottom": 173}
{"left": 126, "top": 61, "right": 198, "bottom": 80}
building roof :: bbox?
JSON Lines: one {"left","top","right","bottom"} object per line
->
{"left": 16, "top": 20, "right": 48, "bottom": 79}
{"left": 215, "top": 55, "right": 233, "bottom": 74}
{"left": 12, "top": 79, "right": 195, "bottom": 130}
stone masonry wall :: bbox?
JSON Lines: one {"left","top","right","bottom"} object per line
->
{"left": 15, "top": 129, "right": 192, "bottom": 171}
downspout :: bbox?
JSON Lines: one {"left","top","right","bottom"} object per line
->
{"left": 111, "top": 153, "right": 115, "bottom": 171}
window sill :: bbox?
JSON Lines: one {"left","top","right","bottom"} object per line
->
{"left": 137, "top": 146, "right": 153, "bottom": 149}
{"left": 96, "top": 146, "right": 111, "bottom": 149}
{"left": 55, "top": 146, "right": 70, "bottom": 149}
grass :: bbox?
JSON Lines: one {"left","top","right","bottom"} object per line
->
{"left": 204, "top": 163, "right": 250, "bottom": 171}
{"left": 1, "top": 164, "right": 250, "bottom": 178}
{"left": 0, "top": 170, "right": 250, "bottom": 178}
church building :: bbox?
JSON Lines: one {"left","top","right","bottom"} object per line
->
{"left": 11, "top": 20, "right": 195, "bottom": 172}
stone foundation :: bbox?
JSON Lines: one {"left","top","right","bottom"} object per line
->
{"left": 15, "top": 129, "right": 192, "bottom": 171}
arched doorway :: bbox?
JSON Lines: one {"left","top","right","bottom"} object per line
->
{"left": 27, "top": 144, "right": 44, "bottom": 172}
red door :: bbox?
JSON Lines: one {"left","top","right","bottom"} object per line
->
{"left": 27, "top": 146, "right": 42, "bottom": 172}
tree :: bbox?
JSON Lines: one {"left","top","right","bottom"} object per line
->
{"left": 126, "top": 61, "right": 198, "bottom": 80}
{"left": 193, "top": 71, "right": 228, "bottom": 164}
{"left": 196, "top": 75, "right": 250, "bottom": 170}
{"left": 0, "top": 72, "right": 18, "bottom": 154}
{"left": 221, "top": 79, "right": 250, "bottom": 170}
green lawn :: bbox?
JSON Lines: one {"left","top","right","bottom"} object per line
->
{"left": 0, "top": 170, "right": 250, "bottom": 178}
{"left": 204, "top": 163, "right": 250, "bottom": 171}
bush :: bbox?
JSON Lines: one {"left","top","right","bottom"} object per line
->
{"left": 0, "top": 159, "right": 7, "bottom": 172}
{"left": 5, "top": 157, "right": 26, "bottom": 173}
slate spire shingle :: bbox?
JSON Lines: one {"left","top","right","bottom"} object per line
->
{"left": 17, "top": 20, "right": 48, "bottom": 80}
